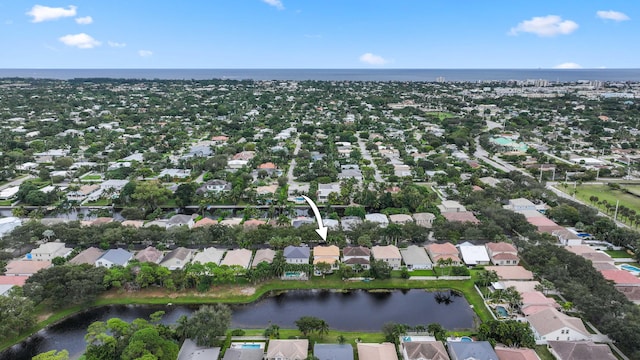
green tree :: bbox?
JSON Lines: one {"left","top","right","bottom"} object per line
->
{"left": 32, "top": 350, "right": 70, "bottom": 360}
{"left": 477, "top": 319, "right": 535, "bottom": 348}
{"left": 0, "top": 292, "right": 36, "bottom": 339}
{"left": 370, "top": 259, "right": 392, "bottom": 279}
{"left": 180, "top": 304, "right": 231, "bottom": 347}
{"left": 131, "top": 180, "right": 172, "bottom": 213}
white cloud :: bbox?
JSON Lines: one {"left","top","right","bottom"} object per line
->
{"left": 597, "top": 10, "right": 630, "bottom": 22}
{"left": 359, "top": 53, "right": 389, "bottom": 65}
{"left": 108, "top": 41, "right": 126, "bottom": 48}
{"left": 262, "top": 0, "right": 284, "bottom": 10}
{"left": 554, "top": 62, "right": 582, "bottom": 69}
{"left": 58, "top": 33, "right": 101, "bottom": 49}
{"left": 27, "top": 5, "right": 77, "bottom": 23}
{"left": 509, "top": 15, "right": 578, "bottom": 37}
{"left": 138, "top": 50, "right": 153, "bottom": 57}
{"left": 75, "top": 16, "right": 93, "bottom": 25}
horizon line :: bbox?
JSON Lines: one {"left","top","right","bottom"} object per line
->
{"left": 1, "top": 67, "right": 639, "bottom": 70}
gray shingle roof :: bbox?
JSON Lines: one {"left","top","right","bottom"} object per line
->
{"left": 284, "top": 245, "right": 310, "bottom": 259}
{"left": 447, "top": 341, "right": 498, "bottom": 360}
{"left": 98, "top": 248, "right": 133, "bottom": 266}
{"left": 314, "top": 343, "right": 354, "bottom": 360}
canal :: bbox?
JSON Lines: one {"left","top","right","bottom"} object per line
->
{"left": 1, "top": 289, "right": 476, "bottom": 360}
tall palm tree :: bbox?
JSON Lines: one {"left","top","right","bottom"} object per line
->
{"left": 317, "top": 320, "right": 330, "bottom": 339}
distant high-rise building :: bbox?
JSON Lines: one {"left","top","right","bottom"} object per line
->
{"left": 436, "top": 76, "right": 445, "bottom": 83}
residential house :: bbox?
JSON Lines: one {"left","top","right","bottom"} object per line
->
{"left": 121, "top": 220, "right": 144, "bottom": 228}
{"left": 323, "top": 218, "right": 340, "bottom": 230}
{"left": 314, "top": 344, "right": 354, "bottom": 360}
{"left": 177, "top": 339, "right": 220, "bottom": 360}
{"left": 69, "top": 247, "right": 104, "bottom": 265}
{"left": 257, "top": 162, "right": 279, "bottom": 176}
{"left": 521, "top": 291, "right": 561, "bottom": 316}
{"left": 459, "top": 244, "right": 490, "bottom": 266}
{"left": 437, "top": 200, "right": 466, "bottom": 213}
{"left": 365, "top": 213, "right": 389, "bottom": 228}
{"left": 525, "top": 216, "right": 564, "bottom": 234}
{"left": 292, "top": 216, "right": 315, "bottom": 228}
{"left": 100, "top": 179, "right": 129, "bottom": 193}
{"left": 159, "top": 169, "right": 191, "bottom": 179}
{"left": 447, "top": 341, "right": 498, "bottom": 360}
{"left": 485, "top": 266, "right": 534, "bottom": 281}
{"left": 0, "top": 187, "right": 19, "bottom": 201}
{"left": 412, "top": 213, "right": 436, "bottom": 228}
{"left": 66, "top": 184, "right": 100, "bottom": 202}
{"left": 243, "top": 219, "right": 267, "bottom": 230}
{"left": 0, "top": 276, "right": 29, "bottom": 296}
{"left": 552, "top": 229, "right": 582, "bottom": 246}
{"left": 357, "top": 343, "right": 398, "bottom": 360}
{"left": 265, "top": 339, "right": 308, "bottom": 360}
{"left": 388, "top": 214, "right": 414, "bottom": 224}
{"left": 313, "top": 245, "right": 340, "bottom": 273}
{"left": 400, "top": 245, "right": 433, "bottom": 270}
{"left": 134, "top": 246, "right": 164, "bottom": 264}
{"left": 0, "top": 217, "right": 21, "bottom": 237}
{"left": 160, "top": 247, "right": 194, "bottom": 270}
{"left": 340, "top": 216, "right": 363, "bottom": 231}
{"left": 4, "top": 260, "right": 52, "bottom": 276}
{"left": 526, "top": 307, "right": 590, "bottom": 344}
{"left": 372, "top": 245, "right": 403, "bottom": 270}
{"left": 222, "top": 348, "right": 264, "bottom": 360}
{"left": 317, "top": 183, "right": 340, "bottom": 203}
{"left": 193, "top": 217, "right": 218, "bottom": 228}
{"left": 425, "top": 243, "right": 461, "bottom": 266}
{"left": 546, "top": 341, "right": 616, "bottom": 360}
{"left": 166, "top": 214, "right": 195, "bottom": 229}
{"left": 228, "top": 159, "right": 249, "bottom": 169}
{"left": 95, "top": 248, "right": 133, "bottom": 268}
{"left": 506, "top": 198, "right": 537, "bottom": 212}
{"left": 221, "top": 249, "right": 253, "bottom": 269}
{"left": 196, "top": 180, "right": 231, "bottom": 195}
{"left": 401, "top": 341, "right": 449, "bottom": 360}
{"left": 233, "top": 151, "right": 256, "bottom": 161}
{"left": 600, "top": 269, "right": 640, "bottom": 303}
{"left": 192, "top": 247, "right": 225, "bottom": 265}
{"left": 494, "top": 346, "right": 540, "bottom": 360}
{"left": 29, "top": 242, "right": 73, "bottom": 261}
{"left": 485, "top": 242, "right": 519, "bottom": 266}
{"left": 342, "top": 246, "right": 371, "bottom": 270}
{"left": 284, "top": 246, "right": 310, "bottom": 264}
{"left": 441, "top": 211, "right": 480, "bottom": 224}
{"left": 252, "top": 248, "right": 276, "bottom": 267}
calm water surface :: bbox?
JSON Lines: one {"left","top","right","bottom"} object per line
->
{"left": 1, "top": 289, "right": 475, "bottom": 360}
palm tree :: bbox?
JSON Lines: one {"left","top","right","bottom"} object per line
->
{"left": 476, "top": 270, "right": 499, "bottom": 298}
{"left": 317, "top": 320, "right": 330, "bottom": 339}
{"left": 336, "top": 334, "right": 347, "bottom": 344}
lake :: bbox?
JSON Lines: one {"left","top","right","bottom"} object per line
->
{"left": 1, "top": 289, "right": 476, "bottom": 360}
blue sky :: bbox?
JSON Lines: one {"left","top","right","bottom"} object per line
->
{"left": 0, "top": 1, "right": 638, "bottom": 68}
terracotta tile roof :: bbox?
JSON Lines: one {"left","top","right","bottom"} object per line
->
{"left": 600, "top": 269, "right": 640, "bottom": 285}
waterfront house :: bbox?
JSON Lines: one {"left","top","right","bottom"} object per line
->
{"left": 284, "top": 245, "right": 310, "bottom": 264}
{"left": 314, "top": 344, "right": 354, "bottom": 360}
{"left": 195, "top": 180, "right": 231, "bottom": 195}
{"left": 95, "top": 248, "right": 133, "bottom": 268}
{"left": 160, "top": 247, "right": 194, "bottom": 270}
{"left": 313, "top": 245, "right": 340, "bottom": 273}
{"left": 222, "top": 348, "right": 264, "bottom": 360}
{"left": 400, "top": 245, "right": 432, "bottom": 270}
{"left": 485, "top": 242, "right": 519, "bottom": 266}
{"left": 317, "top": 183, "right": 340, "bottom": 203}
{"left": 425, "top": 243, "right": 461, "bottom": 266}
{"left": 243, "top": 219, "right": 267, "bottom": 230}
{"left": 30, "top": 242, "right": 73, "bottom": 261}
{"left": 446, "top": 341, "right": 498, "bottom": 360}
{"left": 0, "top": 217, "right": 21, "bottom": 237}
{"left": 266, "top": 339, "right": 308, "bottom": 360}
{"left": 177, "top": 339, "right": 220, "bottom": 360}
{"left": 221, "top": 249, "right": 253, "bottom": 269}
{"left": 340, "top": 216, "right": 363, "bottom": 231}
{"left": 252, "top": 248, "right": 276, "bottom": 267}
{"left": 546, "top": 341, "right": 616, "bottom": 360}
{"left": 192, "top": 247, "right": 225, "bottom": 265}
{"left": 401, "top": 341, "right": 449, "bottom": 360}
{"left": 372, "top": 245, "right": 402, "bottom": 270}
{"left": 166, "top": 214, "right": 195, "bottom": 229}
{"left": 357, "top": 343, "right": 398, "bottom": 360}
{"left": 192, "top": 217, "right": 218, "bottom": 228}
{"left": 5, "top": 260, "right": 52, "bottom": 276}
{"left": 342, "top": 246, "right": 371, "bottom": 270}
{"left": 526, "top": 307, "right": 590, "bottom": 344}
{"left": 458, "top": 244, "right": 490, "bottom": 266}
{"left": 69, "top": 247, "right": 104, "bottom": 265}
{"left": 134, "top": 246, "right": 164, "bottom": 264}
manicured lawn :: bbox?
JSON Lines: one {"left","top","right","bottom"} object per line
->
{"left": 558, "top": 184, "right": 640, "bottom": 221}
{"left": 606, "top": 249, "right": 635, "bottom": 258}
{"left": 0, "top": 200, "right": 12, "bottom": 206}
{"left": 535, "top": 345, "right": 556, "bottom": 360}
{"left": 83, "top": 199, "right": 112, "bottom": 206}
{"left": 409, "top": 269, "right": 436, "bottom": 276}
{"left": 81, "top": 175, "right": 102, "bottom": 180}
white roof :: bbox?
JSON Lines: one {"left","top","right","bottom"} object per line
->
{"left": 459, "top": 245, "right": 490, "bottom": 265}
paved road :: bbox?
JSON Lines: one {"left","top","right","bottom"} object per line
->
{"left": 286, "top": 136, "right": 302, "bottom": 181}
{"left": 0, "top": 175, "right": 35, "bottom": 191}
{"left": 356, "top": 133, "right": 384, "bottom": 183}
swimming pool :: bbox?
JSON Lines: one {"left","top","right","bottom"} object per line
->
{"left": 621, "top": 264, "right": 640, "bottom": 273}
{"left": 460, "top": 336, "right": 473, "bottom": 342}
{"left": 495, "top": 305, "right": 509, "bottom": 317}
{"left": 231, "top": 342, "right": 265, "bottom": 349}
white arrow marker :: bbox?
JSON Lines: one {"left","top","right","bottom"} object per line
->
{"left": 301, "top": 195, "right": 328, "bottom": 241}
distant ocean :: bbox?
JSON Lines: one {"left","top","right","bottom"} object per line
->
{"left": 1, "top": 69, "right": 640, "bottom": 82}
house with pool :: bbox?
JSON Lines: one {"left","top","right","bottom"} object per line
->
{"left": 526, "top": 307, "right": 590, "bottom": 344}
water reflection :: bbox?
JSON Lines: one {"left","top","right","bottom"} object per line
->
{"left": 1, "top": 289, "right": 475, "bottom": 360}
